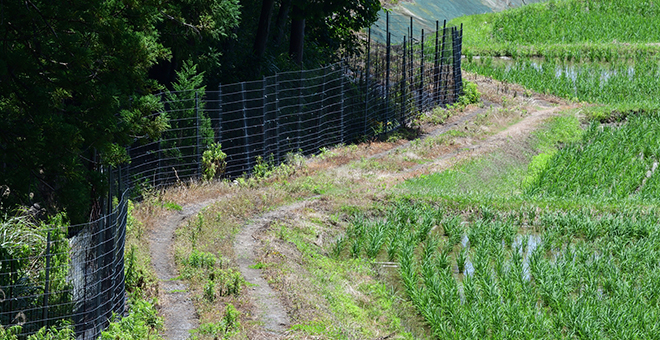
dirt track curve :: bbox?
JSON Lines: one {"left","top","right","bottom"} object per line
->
{"left": 149, "top": 76, "right": 574, "bottom": 338}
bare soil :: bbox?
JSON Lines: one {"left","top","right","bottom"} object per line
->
{"left": 149, "top": 199, "right": 220, "bottom": 340}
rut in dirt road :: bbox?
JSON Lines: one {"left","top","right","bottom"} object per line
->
{"left": 233, "top": 200, "right": 315, "bottom": 334}
{"left": 150, "top": 200, "right": 219, "bottom": 340}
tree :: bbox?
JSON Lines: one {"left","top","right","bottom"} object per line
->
{"left": 286, "top": 0, "right": 381, "bottom": 63}
{"left": 253, "top": 0, "right": 276, "bottom": 59}
{"left": 288, "top": 4, "right": 306, "bottom": 64}
{"left": 151, "top": 0, "right": 241, "bottom": 87}
{"left": 160, "top": 60, "right": 215, "bottom": 176}
{"left": 0, "top": 0, "right": 169, "bottom": 224}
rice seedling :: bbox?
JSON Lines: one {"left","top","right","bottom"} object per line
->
{"left": 456, "top": 246, "right": 467, "bottom": 274}
{"left": 441, "top": 215, "right": 463, "bottom": 246}
{"left": 338, "top": 198, "right": 660, "bottom": 338}
{"left": 331, "top": 234, "right": 346, "bottom": 258}
{"left": 451, "top": 0, "right": 660, "bottom": 59}
{"left": 350, "top": 236, "right": 363, "bottom": 258}
{"left": 522, "top": 112, "right": 660, "bottom": 203}
{"left": 465, "top": 57, "right": 660, "bottom": 109}
{"left": 386, "top": 231, "right": 401, "bottom": 262}
{"left": 365, "top": 221, "right": 388, "bottom": 258}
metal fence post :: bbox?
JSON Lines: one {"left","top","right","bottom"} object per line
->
{"left": 241, "top": 82, "right": 251, "bottom": 173}
{"left": 275, "top": 74, "right": 281, "bottom": 163}
{"left": 364, "top": 27, "right": 371, "bottom": 137}
{"left": 441, "top": 20, "right": 448, "bottom": 104}
{"left": 262, "top": 76, "right": 267, "bottom": 159}
{"left": 419, "top": 29, "right": 425, "bottom": 114}
{"left": 297, "top": 69, "right": 303, "bottom": 153}
{"left": 320, "top": 66, "right": 326, "bottom": 149}
{"left": 340, "top": 64, "right": 346, "bottom": 144}
{"left": 402, "top": 36, "right": 407, "bottom": 125}
{"left": 218, "top": 84, "right": 223, "bottom": 144}
{"left": 42, "top": 230, "right": 52, "bottom": 329}
{"left": 452, "top": 26, "right": 463, "bottom": 102}
{"left": 385, "top": 27, "right": 391, "bottom": 134}
{"left": 434, "top": 20, "right": 440, "bottom": 105}
{"left": 195, "top": 90, "right": 201, "bottom": 178}
{"left": 457, "top": 24, "right": 464, "bottom": 97}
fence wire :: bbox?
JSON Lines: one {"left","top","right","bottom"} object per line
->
{"left": 130, "top": 20, "right": 463, "bottom": 183}
{"left": 1, "top": 18, "right": 462, "bottom": 339}
{"left": 1, "top": 170, "right": 128, "bottom": 339}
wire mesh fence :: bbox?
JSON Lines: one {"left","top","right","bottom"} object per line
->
{"left": 130, "top": 18, "right": 463, "bottom": 184}
{"left": 1, "top": 166, "right": 128, "bottom": 339}
{"left": 0, "top": 17, "right": 462, "bottom": 338}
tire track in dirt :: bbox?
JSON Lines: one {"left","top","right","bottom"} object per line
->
{"left": 150, "top": 199, "right": 220, "bottom": 340}
{"left": 400, "top": 103, "right": 567, "bottom": 177}
{"left": 233, "top": 200, "right": 316, "bottom": 336}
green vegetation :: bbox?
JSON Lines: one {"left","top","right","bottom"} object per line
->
{"left": 527, "top": 112, "right": 660, "bottom": 202}
{"left": 202, "top": 143, "right": 228, "bottom": 181}
{"left": 275, "top": 221, "right": 418, "bottom": 339}
{"left": 101, "top": 297, "right": 163, "bottom": 340}
{"left": 0, "top": 0, "right": 381, "bottom": 224}
{"left": 464, "top": 57, "right": 660, "bottom": 108}
{"left": 190, "top": 304, "right": 241, "bottom": 340}
{"left": 339, "top": 202, "right": 660, "bottom": 338}
{"left": 321, "top": 2, "right": 660, "bottom": 338}
{"left": 451, "top": 0, "right": 660, "bottom": 58}
{"left": 0, "top": 214, "right": 72, "bottom": 334}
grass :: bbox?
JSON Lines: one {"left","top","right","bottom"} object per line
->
{"left": 449, "top": 0, "right": 660, "bottom": 58}
{"left": 265, "top": 220, "right": 421, "bottom": 339}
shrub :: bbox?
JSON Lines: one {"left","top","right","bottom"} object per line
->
{"left": 202, "top": 142, "right": 227, "bottom": 181}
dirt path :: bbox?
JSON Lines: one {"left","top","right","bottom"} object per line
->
{"left": 233, "top": 200, "right": 317, "bottom": 337}
{"left": 149, "top": 76, "right": 576, "bottom": 337}
{"left": 150, "top": 199, "right": 219, "bottom": 340}
{"left": 404, "top": 101, "right": 565, "bottom": 177}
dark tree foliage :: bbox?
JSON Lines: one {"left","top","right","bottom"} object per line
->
{"left": 291, "top": 0, "right": 381, "bottom": 56}
{"left": 0, "top": 0, "right": 372, "bottom": 224}
{"left": 0, "top": 0, "right": 173, "bottom": 223}
{"left": 229, "top": 0, "right": 381, "bottom": 80}
{"left": 150, "top": 0, "right": 241, "bottom": 87}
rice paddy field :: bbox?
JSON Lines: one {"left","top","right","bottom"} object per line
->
{"left": 335, "top": 0, "right": 660, "bottom": 338}
{"left": 336, "top": 202, "right": 660, "bottom": 338}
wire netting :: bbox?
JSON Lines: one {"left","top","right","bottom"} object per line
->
{"left": 0, "top": 19, "right": 462, "bottom": 338}
{"left": 1, "top": 167, "right": 128, "bottom": 339}
{"left": 129, "top": 20, "right": 463, "bottom": 183}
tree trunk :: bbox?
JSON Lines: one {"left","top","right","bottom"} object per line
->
{"left": 289, "top": 5, "right": 305, "bottom": 65}
{"left": 253, "top": 0, "right": 275, "bottom": 59}
{"left": 273, "top": 0, "right": 291, "bottom": 47}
